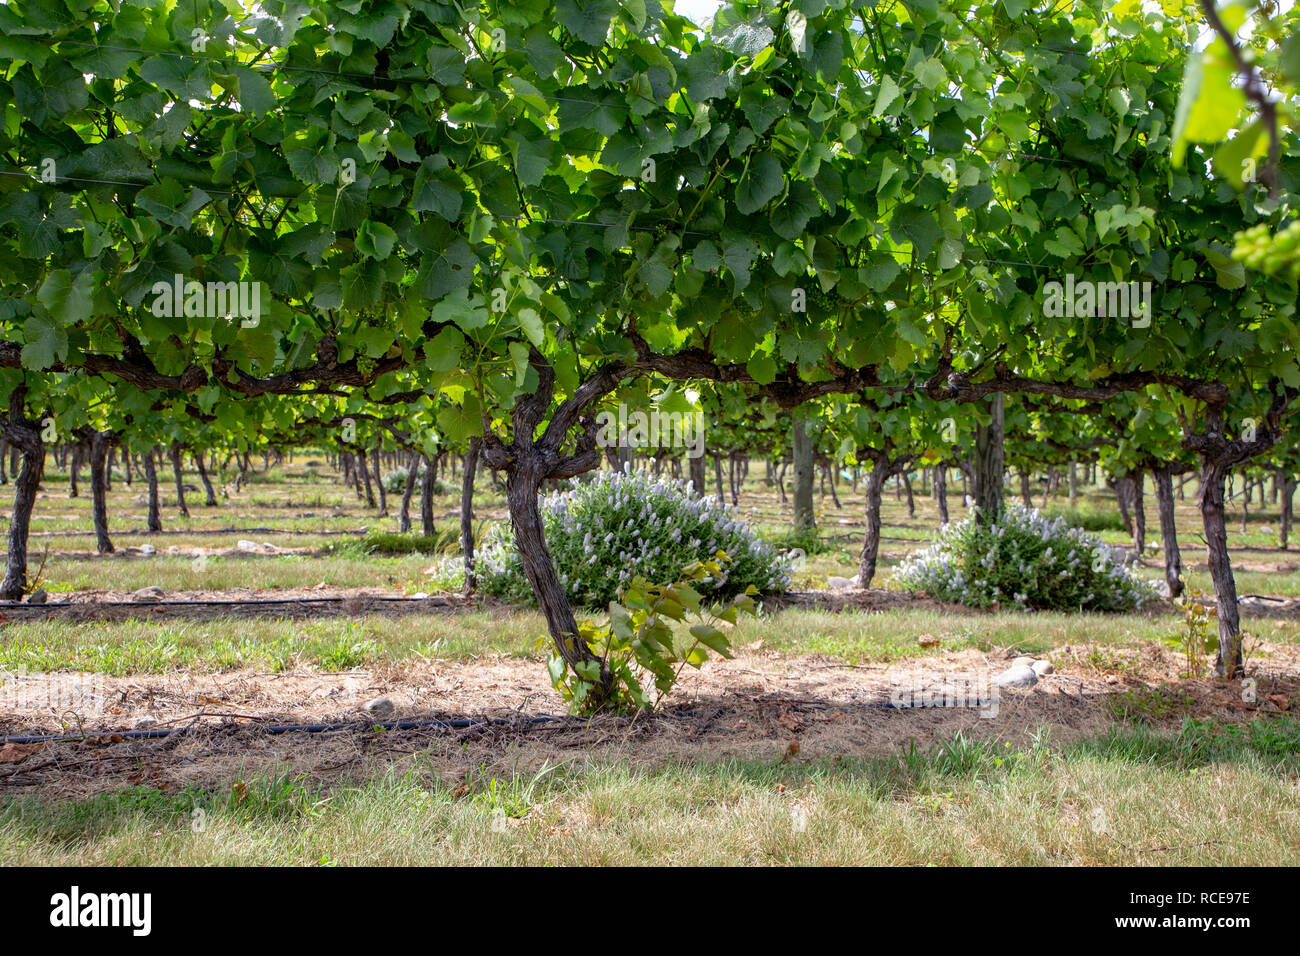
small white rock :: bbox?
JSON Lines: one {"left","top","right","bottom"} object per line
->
{"left": 411, "top": 592, "right": 430, "bottom": 600}
{"left": 131, "top": 586, "right": 165, "bottom": 602}
{"left": 1012, "top": 655, "right": 1037, "bottom": 667}
{"left": 827, "top": 575, "right": 856, "bottom": 590}
{"left": 138, "top": 543, "right": 156, "bottom": 555}
{"left": 992, "top": 664, "right": 1038, "bottom": 688}
{"left": 363, "top": 697, "right": 395, "bottom": 719}
{"left": 237, "top": 539, "right": 258, "bottom": 551}
{"left": 1031, "top": 660, "right": 1055, "bottom": 676}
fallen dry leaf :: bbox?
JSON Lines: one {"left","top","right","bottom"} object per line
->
{"left": 776, "top": 711, "right": 801, "bottom": 732}
{"left": 1267, "top": 693, "right": 1291, "bottom": 710}
{"left": 0, "top": 742, "right": 41, "bottom": 764}
{"left": 917, "top": 634, "right": 941, "bottom": 648}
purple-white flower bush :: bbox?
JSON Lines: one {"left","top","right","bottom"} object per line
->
{"left": 893, "top": 505, "right": 1158, "bottom": 611}
{"left": 478, "top": 465, "right": 791, "bottom": 607}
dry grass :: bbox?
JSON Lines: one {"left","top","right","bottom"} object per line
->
{"left": 3, "top": 722, "right": 1297, "bottom": 865}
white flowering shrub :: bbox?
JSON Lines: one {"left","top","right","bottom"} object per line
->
{"left": 478, "top": 466, "right": 791, "bottom": 607}
{"left": 893, "top": 505, "right": 1158, "bottom": 612}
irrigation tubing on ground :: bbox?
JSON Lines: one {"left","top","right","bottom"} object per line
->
{"left": 0, "top": 596, "right": 461, "bottom": 609}
{"left": 0, "top": 714, "right": 572, "bottom": 744}
{"left": 0, "top": 697, "right": 1002, "bottom": 744}
{"left": 23, "top": 527, "right": 371, "bottom": 537}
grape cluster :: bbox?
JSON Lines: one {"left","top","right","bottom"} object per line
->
{"left": 1233, "top": 222, "right": 1300, "bottom": 282}
{"left": 804, "top": 284, "right": 841, "bottom": 314}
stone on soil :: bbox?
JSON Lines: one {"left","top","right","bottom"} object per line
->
{"left": 992, "top": 664, "right": 1038, "bottom": 688}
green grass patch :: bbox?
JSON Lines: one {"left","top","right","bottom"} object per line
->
{"left": 0, "top": 613, "right": 547, "bottom": 675}
{"left": 1042, "top": 506, "right": 1129, "bottom": 533}
{"left": 737, "top": 607, "right": 1179, "bottom": 663}
{"left": 3, "top": 719, "right": 1298, "bottom": 865}
{"left": 1, "top": 606, "right": 1251, "bottom": 676}
{"left": 343, "top": 529, "right": 462, "bottom": 557}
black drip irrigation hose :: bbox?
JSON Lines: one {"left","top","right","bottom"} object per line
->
{"left": 0, "top": 713, "right": 570, "bottom": 745}
{"left": 0, "top": 695, "right": 1010, "bottom": 745}
{"left": 0, "top": 697, "right": 982, "bottom": 749}
{"left": 0, "top": 595, "right": 459, "bottom": 610}
{"left": 21, "top": 527, "right": 370, "bottom": 538}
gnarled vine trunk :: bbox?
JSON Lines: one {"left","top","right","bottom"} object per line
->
{"left": 1153, "top": 466, "right": 1183, "bottom": 600}
{"left": 0, "top": 387, "right": 44, "bottom": 600}
{"left": 478, "top": 351, "right": 627, "bottom": 705}
{"left": 1200, "top": 458, "right": 1241, "bottom": 676}
{"left": 688, "top": 444, "right": 706, "bottom": 497}
{"left": 143, "top": 448, "right": 163, "bottom": 533}
{"left": 195, "top": 452, "right": 217, "bottom": 506}
{"left": 935, "top": 466, "right": 949, "bottom": 524}
{"left": 791, "top": 414, "right": 815, "bottom": 532}
{"left": 973, "top": 393, "right": 1004, "bottom": 522}
{"left": 1112, "top": 473, "right": 1134, "bottom": 536}
{"left": 1131, "top": 469, "right": 1146, "bottom": 555}
{"left": 1281, "top": 473, "right": 1296, "bottom": 550}
{"left": 68, "top": 443, "right": 82, "bottom": 498}
{"left": 503, "top": 449, "right": 607, "bottom": 688}
{"left": 858, "top": 449, "right": 889, "bottom": 588}
{"left": 398, "top": 452, "right": 420, "bottom": 533}
{"left": 170, "top": 443, "right": 189, "bottom": 517}
{"left": 461, "top": 437, "right": 480, "bottom": 594}
{"left": 419, "top": 454, "right": 435, "bottom": 536}
{"left": 359, "top": 449, "right": 376, "bottom": 508}
{"left": 1183, "top": 400, "right": 1288, "bottom": 679}
{"left": 88, "top": 431, "right": 114, "bottom": 554}
{"left": 372, "top": 447, "right": 387, "bottom": 516}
